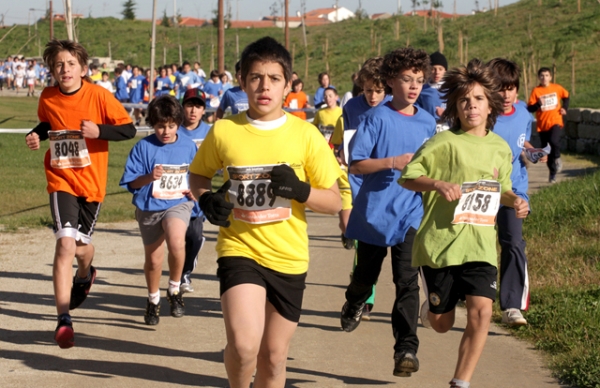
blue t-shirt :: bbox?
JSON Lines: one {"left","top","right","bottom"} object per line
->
{"left": 346, "top": 103, "right": 436, "bottom": 246}
{"left": 120, "top": 134, "right": 198, "bottom": 212}
{"left": 203, "top": 80, "right": 223, "bottom": 100}
{"left": 342, "top": 94, "right": 392, "bottom": 199}
{"left": 218, "top": 86, "right": 249, "bottom": 114}
{"left": 178, "top": 122, "right": 211, "bottom": 218}
{"left": 114, "top": 75, "right": 128, "bottom": 101}
{"left": 493, "top": 101, "right": 532, "bottom": 202}
{"left": 176, "top": 71, "right": 202, "bottom": 99}
{"left": 416, "top": 84, "right": 444, "bottom": 120}
{"left": 128, "top": 75, "right": 147, "bottom": 103}
{"left": 154, "top": 76, "right": 174, "bottom": 97}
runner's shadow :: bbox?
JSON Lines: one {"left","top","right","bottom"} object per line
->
{"left": 287, "top": 366, "right": 393, "bottom": 385}
{"left": 1, "top": 349, "right": 228, "bottom": 386}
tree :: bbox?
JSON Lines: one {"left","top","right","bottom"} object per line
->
{"left": 122, "top": 0, "right": 136, "bottom": 20}
{"left": 161, "top": 9, "right": 171, "bottom": 27}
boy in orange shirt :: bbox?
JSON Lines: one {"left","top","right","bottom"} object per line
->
{"left": 527, "top": 67, "right": 569, "bottom": 183}
{"left": 25, "top": 39, "right": 135, "bottom": 349}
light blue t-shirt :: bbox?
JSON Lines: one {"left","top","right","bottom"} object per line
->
{"left": 203, "top": 80, "right": 223, "bottom": 100}
{"left": 114, "top": 75, "right": 129, "bottom": 101}
{"left": 177, "top": 122, "right": 211, "bottom": 218}
{"left": 342, "top": 94, "right": 392, "bottom": 199}
{"left": 128, "top": 75, "right": 147, "bottom": 104}
{"left": 346, "top": 103, "right": 436, "bottom": 246}
{"left": 154, "top": 76, "right": 174, "bottom": 97}
{"left": 176, "top": 71, "right": 202, "bottom": 99}
{"left": 416, "top": 84, "right": 444, "bottom": 120}
{"left": 218, "top": 86, "right": 249, "bottom": 114}
{"left": 493, "top": 101, "right": 532, "bottom": 202}
{"left": 120, "top": 134, "right": 198, "bottom": 212}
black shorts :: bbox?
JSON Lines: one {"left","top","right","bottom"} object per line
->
{"left": 50, "top": 191, "right": 101, "bottom": 244}
{"left": 217, "top": 257, "right": 307, "bottom": 323}
{"left": 421, "top": 262, "right": 497, "bottom": 315}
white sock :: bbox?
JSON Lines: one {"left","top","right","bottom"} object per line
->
{"left": 148, "top": 291, "right": 160, "bottom": 305}
{"left": 450, "top": 378, "right": 470, "bottom": 388}
{"left": 168, "top": 280, "right": 181, "bottom": 295}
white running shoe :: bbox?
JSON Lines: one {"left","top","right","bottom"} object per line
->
{"left": 502, "top": 308, "right": 527, "bottom": 326}
{"left": 180, "top": 282, "right": 194, "bottom": 294}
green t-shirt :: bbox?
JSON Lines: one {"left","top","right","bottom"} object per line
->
{"left": 399, "top": 129, "right": 513, "bottom": 269}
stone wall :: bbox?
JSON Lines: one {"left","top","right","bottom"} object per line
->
{"left": 529, "top": 108, "right": 600, "bottom": 154}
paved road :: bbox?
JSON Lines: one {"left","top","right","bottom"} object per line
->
{"left": 0, "top": 160, "right": 585, "bottom": 388}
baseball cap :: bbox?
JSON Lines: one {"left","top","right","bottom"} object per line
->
{"left": 181, "top": 88, "right": 206, "bottom": 106}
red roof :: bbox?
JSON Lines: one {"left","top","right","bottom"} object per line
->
{"left": 178, "top": 17, "right": 208, "bottom": 27}
{"left": 305, "top": 7, "right": 337, "bottom": 18}
{"left": 229, "top": 20, "right": 277, "bottom": 28}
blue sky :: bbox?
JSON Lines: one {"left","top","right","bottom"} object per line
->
{"left": 5, "top": 0, "right": 520, "bottom": 26}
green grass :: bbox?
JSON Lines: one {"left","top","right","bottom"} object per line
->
{"left": 0, "top": 134, "right": 138, "bottom": 230}
{"left": 0, "top": 97, "right": 40, "bottom": 129}
{"left": 2, "top": 0, "right": 600, "bottom": 107}
{"left": 498, "top": 167, "right": 600, "bottom": 388}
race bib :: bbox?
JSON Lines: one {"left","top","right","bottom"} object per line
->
{"left": 343, "top": 129, "right": 357, "bottom": 165}
{"left": 49, "top": 130, "right": 91, "bottom": 169}
{"left": 180, "top": 76, "right": 190, "bottom": 86}
{"left": 130, "top": 79, "right": 138, "bottom": 89}
{"left": 152, "top": 164, "right": 189, "bottom": 200}
{"left": 452, "top": 180, "right": 501, "bottom": 227}
{"left": 157, "top": 80, "right": 163, "bottom": 90}
{"left": 193, "top": 139, "right": 204, "bottom": 149}
{"left": 319, "top": 125, "right": 334, "bottom": 142}
{"left": 227, "top": 165, "right": 292, "bottom": 224}
{"left": 540, "top": 93, "right": 558, "bottom": 111}
{"left": 289, "top": 99, "right": 298, "bottom": 109}
{"left": 210, "top": 97, "right": 220, "bottom": 108}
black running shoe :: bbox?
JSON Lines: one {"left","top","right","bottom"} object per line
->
{"left": 167, "top": 290, "right": 185, "bottom": 318}
{"left": 340, "top": 301, "right": 365, "bottom": 332}
{"left": 69, "top": 266, "right": 97, "bottom": 310}
{"left": 341, "top": 234, "right": 355, "bottom": 250}
{"left": 144, "top": 300, "right": 160, "bottom": 325}
{"left": 54, "top": 314, "right": 74, "bottom": 349}
{"left": 393, "top": 351, "right": 419, "bottom": 377}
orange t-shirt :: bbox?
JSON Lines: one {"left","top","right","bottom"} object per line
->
{"left": 528, "top": 83, "right": 569, "bottom": 132}
{"left": 284, "top": 91, "right": 308, "bottom": 120}
{"left": 38, "top": 81, "right": 133, "bottom": 202}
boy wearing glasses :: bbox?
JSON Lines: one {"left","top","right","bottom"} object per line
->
{"left": 340, "top": 47, "right": 436, "bottom": 377}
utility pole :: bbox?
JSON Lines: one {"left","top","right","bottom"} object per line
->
{"left": 285, "top": 0, "right": 289, "bottom": 49}
{"left": 49, "top": 1, "right": 54, "bottom": 40}
{"left": 65, "top": 0, "right": 74, "bottom": 41}
{"left": 218, "top": 0, "right": 224, "bottom": 73}
{"left": 173, "top": 0, "right": 177, "bottom": 26}
{"left": 150, "top": 0, "right": 158, "bottom": 101}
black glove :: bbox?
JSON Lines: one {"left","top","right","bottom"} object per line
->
{"left": 198, "top": 180, "right": 234, "bottom": 227}
{"left": 270, "top": 164, "right": 311, "bottom": 203}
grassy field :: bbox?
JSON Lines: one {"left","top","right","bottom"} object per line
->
{"left": 0, "top": 97, "right": 40, "bottom": 129}
{"left": 2, "top": 0, "right": 600, "bottom": 107}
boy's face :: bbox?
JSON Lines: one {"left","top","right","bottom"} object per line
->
{"left": 324, "top": 90, "right": 338, "bottom": 108}
{"left": 183, "top": 64, "right": 191, "bottom": 73}
{"left": 499, "top": 86, "right": 518, "bottom": 114}
{"left": 154, "top": 121, "right": 179, "bottom": 144}
{"left": 160, "top": 69, "right": 167, "bottom": 77}
{"left": 183, "top": 101, "right": 205, "bottom": 127}
{"left": 431, "top": 65, "right": 446, "bottom": 84}
{"left": 132, "top": 67, "right": 140, "bottom": 76}
{"left": 386, "top": 69, "right": 424, "bottom": 107}
{"left": 457, "top": 83, "right": 491, "bottom": 132}
{"left": 363, "top": 79, "right": 386, "bottom": 107}
{"left": 320, "top": 74, "right": 330, "bottom": 87}
{"left": 539, "top": 71, "right": 552, "bottom": 86}
{"left": 293, "top": 82, "right": 303, "bottom": 93}
{"left": 102, "top": 74, "right": 109, "bottom": 81}
{"left": 241, "top": 60, "right": 290, "bottom": 122}
{"left": 52, "top": 50, "right": 87, "bottom": 93}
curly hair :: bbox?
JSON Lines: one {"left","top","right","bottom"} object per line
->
{"left": 356, "top": 57, "right": 385, "bottom": 90}
{"left": 146, "top": 95, "right": 184, "bottom": 128}
{"left": 380, "top": 48, "right": 430, "bottom": 95}
{"left": 440, "top": 59, "right": 504, "bottom": 131}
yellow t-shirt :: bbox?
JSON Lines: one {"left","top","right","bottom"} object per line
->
{"left": 312, "top": 106, "right": 342, "bottom": 144}
{"left": 331, "top": 116, "right": 344, "bottom": 146}
{"left": 190, "top": 112, "right": 341, "bottom": 274}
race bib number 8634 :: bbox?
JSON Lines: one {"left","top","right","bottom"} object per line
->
{"left": 452, "top": 180, "right": 501, "bottom": 227}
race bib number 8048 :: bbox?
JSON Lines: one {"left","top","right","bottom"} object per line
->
{"left": 49, "top": 130, "right": 91, "bottom": 169}
{"left": 452, "top": 180, "right": 501, "bottom": 227}
{"left": 227, "top": 165, "right": 291, "bottom": 224}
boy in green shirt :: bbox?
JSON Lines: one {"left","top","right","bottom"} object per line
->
{"left": 400, "top": 59, "right": 529, "bottom": 388}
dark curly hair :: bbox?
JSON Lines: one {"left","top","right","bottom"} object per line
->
{"left": 440, "top": 58, "right": 504, "bottom": 131}
{"left": 380, "top": 48, "right": 430, "bottom": 95}
{"left": 356, "top": 56, "right": 385, "bottom": 90}
{"left": 146, "top": 95, "right": 184, "bottom": 127}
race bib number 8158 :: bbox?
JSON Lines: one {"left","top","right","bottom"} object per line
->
{"left": 452, "top": 180, "right": 501, "bottom": 227}
{"left": 227, "top": 165, "right": 291, "bottom": 224}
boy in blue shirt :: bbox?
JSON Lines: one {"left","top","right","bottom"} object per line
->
{"left": 128, "top": 66, "right": 148, "bottom": 125}
{"left": 340, "top": 47, "right": 436, "bottom": 377}
{"left": 216, "top": 61, "right": 248, "bottom": 119}
{"left": 416, "top": 51, "right": 448, "bottom": 132}
{"left": 176, "top": 88, "right": 210, "bottom": 293}
{"left": 114, "top": 67, "right": 129, "bottom": 103}
{"left": 175, "top": 61, "right": 202, "bottom": 100}
{"left": 154, "top": 66, "right": 174, "bottom": 97}
{"left": 487, "top": 58, "right": 534, "bottom": 326}
{"left": 120, "top": 95, "right": 198, "bottom": 325}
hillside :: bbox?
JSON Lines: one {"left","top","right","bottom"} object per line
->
{"left": 2, "top": 0, "right": 599, "bottom": 107}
